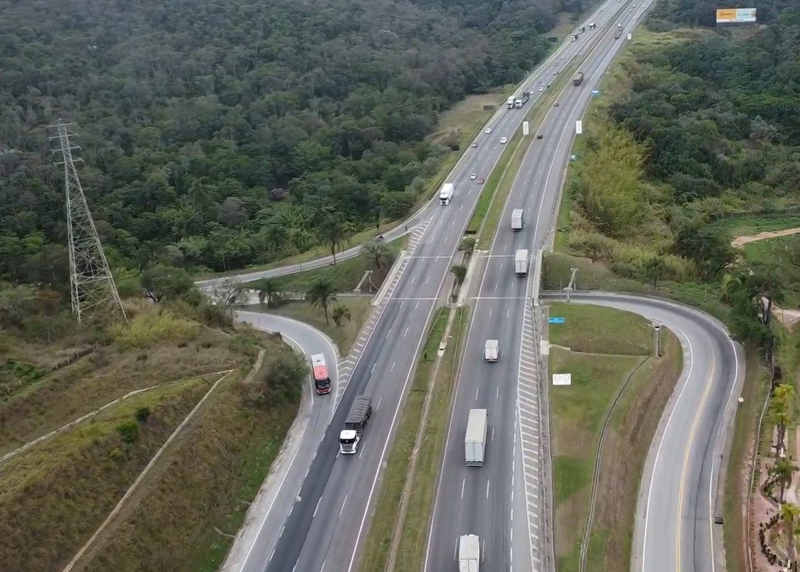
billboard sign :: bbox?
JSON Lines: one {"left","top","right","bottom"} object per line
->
{"left": 553, "top": 374, "right": 572, "bottom": 386}
{"left": 716, "top": 8, "right": 757, "bottom": 23}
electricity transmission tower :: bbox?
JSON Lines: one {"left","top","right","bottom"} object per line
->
{"left": 48, "top": 119, "right": 127, "bottom": 324}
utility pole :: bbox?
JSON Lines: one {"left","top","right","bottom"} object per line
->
{"left": 48, "top": 119, "right": 126, "bottom": 324}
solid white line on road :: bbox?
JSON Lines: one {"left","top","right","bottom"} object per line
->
{"left": 314, "top": 498, "right": 322, "bottom": 518}
{"left": 391, "top": 361, "right": 396, "bottom": 372}
{"left": 339, "top": 494, "right": 348, "bottom": 518}
{"left": 404, "top": 326, "right": 409, "bottom": 338}
{"left": 486, "top": 479, "right": 491, "bottom": 499}
{"left": 320, "top": 561, "right": 326, "bottom": 572}
{"left": 461, "top": 478, "right": 466, "bottom": 499}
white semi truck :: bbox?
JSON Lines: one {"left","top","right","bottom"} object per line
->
{"left": 439, "top": 183, "right": 454, "bottom": 205}
{"left": 506, "top": 96, "right": 515, "bottom": 109}
{"left": 515, "top": 249, "right": 529, "bottom": 275}
{"left": 459, "top": 534, "right": 481, "bottom": 571}
{"left": 339, "top": 395, "right": 373, "bottom": 454}
{"left": 511, "top": 208, "right": 524, "bottom": 231}
{"left": 465, "top": 409, "right": 487, "bottom": 466}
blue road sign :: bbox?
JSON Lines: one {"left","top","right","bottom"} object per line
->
{"left": 549, "top": 317, "right": 565, "bottom": 324}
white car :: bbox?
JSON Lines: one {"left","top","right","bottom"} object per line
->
{"left": 500, "top": 137, "right": 508, "bottom": 144}
{"left": 538, "top": 87, "right": 544, "bottom": 92}
{"left": 485, "top": 127, "right": 492, "bottom": 134}
{"left": 470, "top": 173, "right": 477, "bottom": 180}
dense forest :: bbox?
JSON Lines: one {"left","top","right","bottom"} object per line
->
{"left": 564, "top": 0, "right": 800, "bottom": 341}
{"left": 0, "top": 0, "right": 588, "bottom": 286}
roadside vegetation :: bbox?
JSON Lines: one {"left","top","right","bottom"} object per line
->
{"left": 548, "top": 303, "right": 681, "bottom": 572}
{"left": 545, "top": 3, "right": 800, "bottom": 569}
{"left": 0, "top": 284, "right": 305, "bottom": 572}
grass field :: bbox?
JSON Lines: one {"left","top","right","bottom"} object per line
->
{"left": 0, "top": 304, "right": 301, "bottom": 572}
{"left": 741, "top": 234, "right": 800, "bottom": 307}
{"left": 260, "top": 296, "right": 374, "bottom": 356}
{"left": 548, "top": 302, "right": 681, "bottom": 572}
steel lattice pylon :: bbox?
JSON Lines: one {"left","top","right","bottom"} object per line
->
{"left": 48, "top": 119, "right": 126, "bottom": 324}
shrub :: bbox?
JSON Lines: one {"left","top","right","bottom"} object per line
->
{"left": 116, "top": 420, "right": 140, "bottom": 444}
{"left": 112, "top": 308, "right": 201, "bottom": 350}
{"left": 135, "top": 407, "right": 151, "bottom": 423}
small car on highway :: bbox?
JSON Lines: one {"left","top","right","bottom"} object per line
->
{"left": 538, "top": 87, "right": 544, "bottom": 92}
{"left": 554, "top": 102, "right": 559, "bottom": 107}
{"left": 477, "top": 177, "right": 485, "bottom": 184}
{"left": 500, "top": 137, "right": 508, "bottom": 144}
{"left": 484, "top": 127, "right": 492, "bottom": 134}
{"left": 537, "top": 134, "right": 543, "bottom": 139}
{"left": 470, "top": 173, "right": 477, "bottom": 180}
{"left": 471, "top": 142, "right": 478, "bottom": 148}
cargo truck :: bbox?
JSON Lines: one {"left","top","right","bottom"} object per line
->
{"left": 514, "top": 91, "right": 531, "bottom": 109}
{"left": 311, "top": 353, "right": 331, "bottom": 395}
{"left": 465, "top": 410, "right": 488, "bottom": 466}
{"left": 439, "top": 183, "right": 453, "bottom": 205}
{"left": 339, "top": 395, "right": 373, "bottom": 454}
{"left": 515, "top": 249, "right": 529, "bottom": 275}
{"left": 459, "top": 534, "right": 481, "bottom": 572}
{"left": 511, "top": 208, "right": 524, "bottom": 231}
{"left": 573, "top": 72, "right": 584, "bottom": 86}
{"left": 506, "top": 96, "right": 515, "bottom": 109}
{"left": 589, "top": 22, "right": 596, "bottom": 29}
{"left": 484, "top": 339, "right": 499, "bottom": 362}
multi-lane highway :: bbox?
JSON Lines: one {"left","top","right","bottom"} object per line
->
{"left": 240, "top": 9, "right": 627, "bottom": 572}
{"left": 424, "top": 2, "right": 657, "bottom": 571}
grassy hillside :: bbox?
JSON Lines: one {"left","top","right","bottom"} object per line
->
{"left": 0, "top": 299, "right": 304, "bottom": 572}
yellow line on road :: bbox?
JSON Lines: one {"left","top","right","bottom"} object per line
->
{"left": 675, "top": 360, "right": 716, "bottom": 572}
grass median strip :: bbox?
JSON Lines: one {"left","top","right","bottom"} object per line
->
{"left": 359, "top": 306, "right": 469, "bottom": 572}
{"left": 548, "top": 303, "right": 681, "bottom": 572}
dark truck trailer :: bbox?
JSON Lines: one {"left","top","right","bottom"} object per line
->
{"left": 573, "top": 72, "right": 584, "bottom": 86}
{"left": 339, "top": 395, "right": 373, "bottom": 454}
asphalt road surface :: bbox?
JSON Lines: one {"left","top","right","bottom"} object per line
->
{"left": 541, "top": 292, "right": 743, "bottom": 572}
{"left": 423, "top": 2, "right": 656, "bottom": 571}
{"left": 252, "top": 13, "right": 621, "bottom": 572}
{"left": 222, "top": 312, "right": 339, "bottom": 572}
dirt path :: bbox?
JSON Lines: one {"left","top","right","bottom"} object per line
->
{"left": 731, "top": 227, "right": 800, "bottom": 249}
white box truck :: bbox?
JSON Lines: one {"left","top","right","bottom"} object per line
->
{"left": 484, "top": 339, "right": 499, "bottom": 362}
{"left": 515, "top": 249, "right": 529, "bottom": 275}
{"left": 439, "top": 183, "right": 454, "bottom": 205}
{"left": 459, "top": 534, "right": 481, "bottom": 571}
{"left": 506, "top": 96, "right": 515, "bottom": 109}
{"left": 511, "top": 208, "right": 524, "bottom": 231}
{"left": 465, "top": 410, "right": 487, "bottom": 467}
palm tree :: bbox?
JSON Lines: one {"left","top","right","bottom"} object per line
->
{"left": 781, "top": 502, "right": 800, "bottom": 563}
{"left": 307, "top": 279, "right": 337, "bottom": 324}
{"left": 770, "top": 384, "right": 795, "bottom": 455}
{"left": 319, "top": 215, "right": 345, "bottom": 265}
{"left": 773, "top": 457, "right": 797, "bottom": 503}
{"left": 255, "top": 278, "right": 280, "bottom": 308}
{"left": 333, "top": 303, "right": 351, "bottom": 327}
